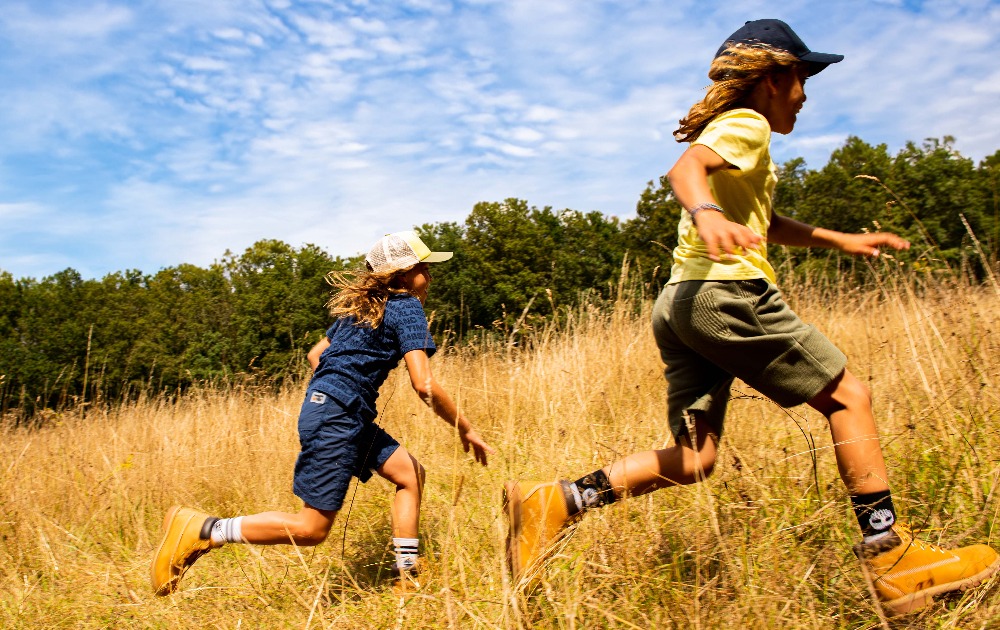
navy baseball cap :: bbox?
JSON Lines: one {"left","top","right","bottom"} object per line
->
{"left": 715, "top": 19, "right": 844, "bottom": 76}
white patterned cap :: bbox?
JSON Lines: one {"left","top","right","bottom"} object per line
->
{"left": 365, "top": 230, "right": 452, "bottom": 274}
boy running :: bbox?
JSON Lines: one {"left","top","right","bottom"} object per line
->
{"left": 152, "top": 230, "right": 493, "bottom": 596}
{"left": 503, "top": 19, "right": 999, "bottom": 615}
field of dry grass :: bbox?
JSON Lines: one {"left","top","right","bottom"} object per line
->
{"left": 2, "top": 267, "right": 1000, "bottom": 629}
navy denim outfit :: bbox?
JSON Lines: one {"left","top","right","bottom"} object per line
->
{"left": 293, "top": 293, "right": 436, "bottom": 511}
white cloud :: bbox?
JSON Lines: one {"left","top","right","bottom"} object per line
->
{"left": 181, "top": 56, "right": 230, "bottom": 72}
{"left": 0, "top": 3, "right": 133, "bottom": 41}
{"left": 0, "top": 202, "right": 47, "bottom": 221}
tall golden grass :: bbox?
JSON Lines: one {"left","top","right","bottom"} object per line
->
{"left": 2, "top": 261, "right": 999, "bottom": 629}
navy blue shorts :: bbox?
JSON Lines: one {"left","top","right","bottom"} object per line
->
{"left": 292, "top": 390, "right": 399, "bottom": 512}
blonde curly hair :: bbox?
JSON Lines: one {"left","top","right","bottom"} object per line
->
{"left": 324, "top": 265, "right": 414, "bottom": 329}
{"left": 674, "top": 43, "right": 802, "bottom": 143}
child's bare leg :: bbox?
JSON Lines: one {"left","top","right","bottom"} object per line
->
{"left": 377, "top": 446, "right": 425, "bottom": 575}
{"left": 808, "top": 368, "right": 898, "bottom": 543}
{"left": 807, "top": 368, "right": 889, "bottom": 495}
{"left": 376, "top": 446, "right": 425, "bottom": 538}
{"left": 603, "top": 415, "right": 718, "bottom": 498}
{"left": 238, "top": 505, "right": 337, "bottom": 546}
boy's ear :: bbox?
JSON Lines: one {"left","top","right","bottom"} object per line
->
{"left": 761, "top": 73, "right": 780, "bottom": 96}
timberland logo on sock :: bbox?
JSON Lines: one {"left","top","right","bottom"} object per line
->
{"left": 310, "top": 391, "right": 327, "bottom": 404}
{"left": 869, "top": 509, "right": 894, "bottom": 531}
{"left": 581, "top": 488, "right": 600, "bottom": 507}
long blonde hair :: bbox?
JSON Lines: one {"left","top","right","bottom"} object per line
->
{"left": 324, "top": 265, "right": 413, "bottom": 329}
{"left": 674, "top": 43, "right": 801, "bottom": 143}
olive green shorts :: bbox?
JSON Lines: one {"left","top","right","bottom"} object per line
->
{"left": 651, "top": 279, "right": 847, "bottom": 440}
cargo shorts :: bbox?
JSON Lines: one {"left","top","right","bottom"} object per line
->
{"left": 652, "top": 279, "right": 847, "bottom": 439}
{"left": 292, "top": 390, "right": 399, "bottom": 512}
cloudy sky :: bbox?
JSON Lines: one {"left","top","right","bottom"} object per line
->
{"left": 1, "top": 0, "right": 998, "bottom": 280}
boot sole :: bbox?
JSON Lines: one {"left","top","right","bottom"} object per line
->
{"left": 391, "top": 574, "right": 421, "bottom": 597}
{"left": 502, "top": 481, "right": 524, "bottom": 581}
{"left": 883, "top": 554, "right": 1000, "bottom": 615}
{"left": 151, "top": 505, "right": 185, "bottom": 596}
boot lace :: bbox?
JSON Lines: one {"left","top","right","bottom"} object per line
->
{"left": 895, "top": 524, "right": 950, "bottom": 556}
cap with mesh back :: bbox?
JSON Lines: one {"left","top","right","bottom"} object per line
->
{"left": 365, "top": 230, "right": 453, "bottom": 274}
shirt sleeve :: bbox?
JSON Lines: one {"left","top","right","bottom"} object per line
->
{"left": 387, "top": 295, "right": 437, "bottom": 358}
{"left": 325, "top": 320, "right": 341, "bottom": 339}
{"left": 693, "top": 110, "right": 771, "bottom": 174}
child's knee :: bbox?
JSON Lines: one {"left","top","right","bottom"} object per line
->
{"left": 811, "top": 369, "right": 872, "bottom": 417}
{"left": 394, "top": 455, "right": 425, "bottom": 491}
{"left": 680, "top": 445, "right": 717, "bottom": 482}
{"left": 408, "top": 460, "right": 426, "bottom": 493}
{"left": 289, "top": 513, "right": 335, "bottom": 545}
{"left": 835, "top": 371, "right": 872, "bottom": 409}
{"left": 695, "top": 450, "right": 717, "bottom": 478}
{"left": 295, "top": 522, "right": 332, "bottom": 546}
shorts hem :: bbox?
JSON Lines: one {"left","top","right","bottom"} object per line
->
{"left": 294, "top": 488, "right": 346, "bottom": 513}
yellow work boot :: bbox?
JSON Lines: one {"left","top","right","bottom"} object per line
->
{"left": 503, "top": 480, "right": 576, "bottom": 584}
{"left": 391, "top": 557, "right": 426, "bottom": 597}
{"left": 855, "top": 523, "right": 1000, "bottom": 615}
{"left": 151, "top": 505, "right": 221, "bottom": 595}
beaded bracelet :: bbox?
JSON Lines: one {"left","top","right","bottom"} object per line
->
{"left": 687, "top": 202, "right": 724, "bottom": 220}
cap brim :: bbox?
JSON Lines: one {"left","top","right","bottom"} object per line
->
{"left": 422, "top": 251, "right": 453, "bottom": 263}
{"left": 801, "top": 51, "right": 843, "bottom": 75}
{"left": 802, "top": 51, "right": 844, "bottom": 64}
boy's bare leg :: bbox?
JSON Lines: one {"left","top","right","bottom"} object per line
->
{"left": 604, "top": 415, "right": 718, "bottom": 498}
{"left": 376, "top": 446, "right": 425, "bottom": 539}
{"left": 808, "top": 368, "right": 890, "bottom": 495}
{"left": 239, "top": 505, "right": 337, "bottom": 545}
{"left": 377, "top": 446, "right": 425, "bottom": 587}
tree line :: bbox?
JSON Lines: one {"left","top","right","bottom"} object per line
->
{"left": 1, "top": 136, "right": 997, "bottom": 422}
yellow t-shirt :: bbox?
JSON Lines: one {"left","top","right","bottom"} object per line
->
{"left": 668, "top": 108, "right": 777, "bottom": 284}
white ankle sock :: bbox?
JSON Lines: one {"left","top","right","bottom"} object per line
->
{"left": 211, "top": 517, "right": 244, "bottom": 545}
{"left": 393, "top": 537, "right": 419, "bottom": 571}
{"left": 863, "top": 530, "right": 892, "bottom": 544}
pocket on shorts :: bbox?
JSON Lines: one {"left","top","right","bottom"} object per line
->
{"left": 298, "top": 391, "right": 352, "bottom": 443}
{"left": 671, "top": 283, "right": 733, "bottom": 344}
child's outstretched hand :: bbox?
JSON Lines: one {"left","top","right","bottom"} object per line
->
{"left": 838, "top": 232, "right": 910, "bottom": 257}
{"left": 695, "top": 210, "right": 765, "bottom": 262}
{"left": 460, "top": 428, "right": 495, "bottom": 466}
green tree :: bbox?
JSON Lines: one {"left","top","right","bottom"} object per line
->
{"left": 550, "top": 208, "right": 624, "bottom": 304}
{"left": 791, "top": 136, "right": 894, "bottom": 234}
{"left": 225, "top": 240, "right": 341, "bottom": 379}
{"left": 887, "top": 137, "right": 993, "bottom": 270}
{"left": 621, "top": 174, "right": 683, "bottom": 289}
{"left": 414, "top": 221, "right": 473, "bottom": 336}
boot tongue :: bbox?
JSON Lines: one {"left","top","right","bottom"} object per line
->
{"left": 858, "top": 528, "right": 905, "bottom": 558}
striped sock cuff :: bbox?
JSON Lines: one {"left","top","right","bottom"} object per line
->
{"left": 392, "top": 537, "right": 419, "bottom": 571}
{"left": 211, "top": 516, "right": 245, "bottom": 545}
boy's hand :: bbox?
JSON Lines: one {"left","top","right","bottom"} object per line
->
{"left": 459, "top": 428, "right": 495, "bottom": 466}
{"left": 838, "top": 232, "right": 910, "bottom": 257}
{"left": 695, "top": 210, "right": 764, "bottom": 262}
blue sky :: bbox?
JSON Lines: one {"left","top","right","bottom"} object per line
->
{"left": 1, "top": 0, "right": 998, "bottom": 280}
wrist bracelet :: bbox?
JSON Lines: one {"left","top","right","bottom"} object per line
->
{"left": 688, "top": 202, "right": 724, "bottom": 220}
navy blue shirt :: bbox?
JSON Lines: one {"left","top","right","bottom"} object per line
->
{"left": 309, "top": 293, "right": 436, "bottom": 421}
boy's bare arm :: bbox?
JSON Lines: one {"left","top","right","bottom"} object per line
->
{"left": 307, "top": 337, "right": 331, "bottom": 370}
{"left": 668, "top": 145, "right": 765, "bottom": 261}
{"left": 403, "top": 349, "right": 494, "bottom": 465}
{"left": 768, "top": 213, "right": 910, "bottom": 256}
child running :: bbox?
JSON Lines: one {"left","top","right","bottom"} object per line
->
{"left": 152, "top": 230, "right": 494, "bottom": 595}
{"left": 503, "top": 19, "right": 999, "bottom": 615}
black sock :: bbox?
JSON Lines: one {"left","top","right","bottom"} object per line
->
{"left": 569, "top": 470, "right": 617, "bottom": 514}
{"left": 851, "top": 490, "right": 897, "bottom": 542}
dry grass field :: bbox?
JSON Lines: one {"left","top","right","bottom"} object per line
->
{"left": 2, "top": 265, "right": 1000, "bottom": 629}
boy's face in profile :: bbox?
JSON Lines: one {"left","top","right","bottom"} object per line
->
{"left": 765, "top": 66, "right": 809, "bottom": 135}
{"left": 401, "top": 262, "right": 431, "bottom": 304}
